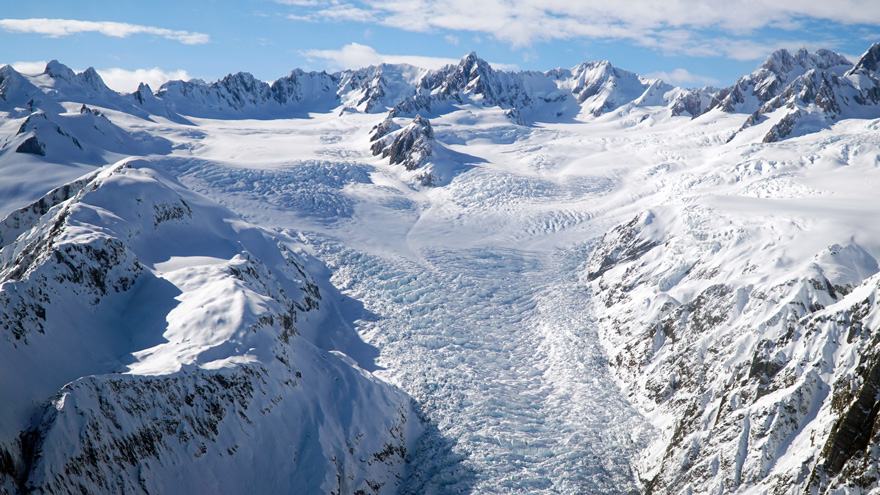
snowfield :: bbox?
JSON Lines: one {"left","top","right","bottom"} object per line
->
{"left": 3, "top": 44, "right": 880, "bottom": 494}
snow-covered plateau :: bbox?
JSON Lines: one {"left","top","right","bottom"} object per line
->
{"left": 3, "top": 42, "right": 880, "bottom": 494}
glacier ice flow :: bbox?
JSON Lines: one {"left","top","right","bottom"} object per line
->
{"left": 156, "top": 124, "right": 652, "bottom": 493}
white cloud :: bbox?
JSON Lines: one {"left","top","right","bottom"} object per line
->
{"left": 360, "top": 0, "right": 880, "bottom": 43}
{"left": 283, "top": 0, "right": 880, "bottom": 61}
{"left": 315, "top": 5, "right": 377, "bottom": 22}
{"left": 645, "top": 68, "right": 719, "bottom": 86}
{"left": 0, "top": 18, "right": 210, "bottom": 45}
{"left": 302, "top": 42, "right": 455, "bottom": 69}
{"left": 97, "top": 67, "right": 192, "bottom": 93}
{"left": 445, "top": 35, "right": 459, "bottom": 46}
{"left": 301, "top": 42, "right": 519, "bottom": 71}
{"left": 11, "top": 60, "right": 49, "bottom": 75}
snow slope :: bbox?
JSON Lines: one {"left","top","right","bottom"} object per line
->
{"left": 0, "top": 160, "right": 418, "bottom": 494}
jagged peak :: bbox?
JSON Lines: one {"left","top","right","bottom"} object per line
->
{"left": 461, "top": 51, "right": 481, "bottom": 63}
{"left": 77, "top": 67, "right": 109, "bottom": 92}
{"left": 457, "top": 51, "right": 494, "bottom": 74}
{"left": 761, "top": 47, "right": 850, "bottom": 76}
{"left": 219, "top": 71, "right": 260, "bottom": 84}
{"left": 573, "top": 60, "right": 614, "bottom": 71}
{"left": 132, "top": 82, "right": 154, "bottom": 105}
{"left": 214, "top": 72, "right": 270, "bottom": 94}
{"left": 292, "top": 67, "right": 333, "bottom": 77}
{"left": 571, "top": 60, "right": 641, "bottom": 83}
{"left": 847, "top": 42, "right": 880, "bottom": 75}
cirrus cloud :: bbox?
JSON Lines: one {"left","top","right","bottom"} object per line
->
{"left": 0, "top": 18, "right": 210, "bottom": 45}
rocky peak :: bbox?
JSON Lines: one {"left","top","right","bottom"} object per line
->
{"left": 77, "top": 67, "right": 109, "bottom": 92}
{"left": 369, "top": 113, "right": 399, "bottom": 143}
{"left": 133, "top": 82, "right": 154, "bottom": 105}
{"left": 431, "top": 51, "right": 503, "bottom": 102}
{"left": 809, "top": 48, "right": 852, "bottom": 70}
{"left": 157, "top": 77, "right": 206, "bottom": 96}
{"left": 270, "top": 68, "right": 337, "bottom": 106}
{"left": 762, "top": 48, "right": 850, "bottom": 76}
{"left": 458, "top": 51, "right": 492, "bottom": 78}
{"left": 570, "top": 60, "right": 652, "bottom": 115}
{"left": 155, "top": 73, "right": 271, "bottom": 114}
{"left": 847, "top": 42, "right": 880, "bottom": 75}
{"left": 372, "top": 115, "right": 434, "bottom": 171}
{"left": 707, "top": 48, "right": 851, "bottom": 115}
{"left": 337, "top": 64, "right": 396, "bottom": 113}
{"left": 218, "top": 71, "right": 265, "bottom": 93}
{"left": 216, "top": 72, "right": 272, "bottom": 107}
{"left": 572, "top": 60, "right": 614, "bottom": 76}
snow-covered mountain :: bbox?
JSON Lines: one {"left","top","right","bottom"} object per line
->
{"left": 0, "top": 159, "right": 418, "bottom": 494}
{"left": 5, "top": 43, "right": 880, "bottom": 495}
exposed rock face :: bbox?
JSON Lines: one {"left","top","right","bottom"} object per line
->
{"left": 722, "top": 44, "right": 880, "bottom": 142}
{"left": 848, "top": 43, "right": 880, "bottom": 74}
{"left": 6, "top": 111, "right": 81, "bottom": 156}
{"left": 431, "top": 52, "right": 532, "bottom": 109}
{"left": 586, "top": 212, "right": 658, "bottom": 282}
{"left": 132, "top": 82, "right": 153, "bottom": 105}
{"left": 588, "top": 203, "right": 880, "bottom": 495}
{"left": 568, "top": 60, "right": 671, "bottom": 117}
{"left": 369, "top": 114, "right": 400, "bottom": 144}
{"left": 670, "top": 89, "right": 708, "bottom": 117}
{"left": 156, "top": 69, "right": 339, "bottom": 117}
{"left": 707, "top": 48, "right": 852, "bottom": 115}
{"left": 14, "top": 136, "right": 45, "bottom": 155}
{"left": 762, "top": 109, "right": 802, "bottom": 143}
{"left": 371, "top": 52, "right": 536, "bottom": 124}
{"left": 371, "top": 115, "right": 434, "bottom": 171}
{"left": 271, "top": 68, "right": 338, "bottom": 108}
{"left": 337, "top": 64, "right": 427, "bottom": 114}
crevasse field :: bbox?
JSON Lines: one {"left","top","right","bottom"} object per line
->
{"left": 154, "top": 111, "right": 657, "bottom": 493}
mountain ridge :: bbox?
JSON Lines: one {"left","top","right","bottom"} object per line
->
{"left": 4, "top": 44, "right": 880, "bottom": 136}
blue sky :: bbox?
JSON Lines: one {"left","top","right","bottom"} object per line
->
{"left": 1, "top": 0, "right": 879, "bottom": 92}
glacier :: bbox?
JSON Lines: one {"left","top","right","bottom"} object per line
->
{"left": 2, "top": 42, "right": 880, "bottom": 494}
